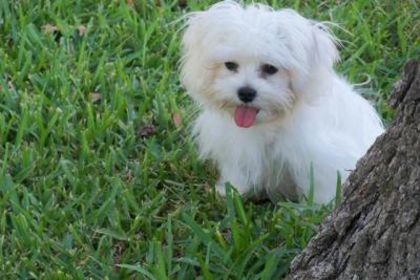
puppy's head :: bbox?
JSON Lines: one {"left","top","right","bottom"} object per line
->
{"left": 181, "top": 1, "right": 339, "bottom": 128}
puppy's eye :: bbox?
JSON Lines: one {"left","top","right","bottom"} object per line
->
{"left": 261, "top": 64, "right": 278, "bottom": 75}
{"left": 224, "top": 61, "right": 239, "bottom": 72}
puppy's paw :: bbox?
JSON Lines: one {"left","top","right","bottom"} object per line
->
{"left": 215, "top": 183, "right": 227, "bottom": 197}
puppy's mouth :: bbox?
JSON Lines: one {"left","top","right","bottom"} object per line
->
{"left": 234, "top": 105, "right": 260, "bottom": 128}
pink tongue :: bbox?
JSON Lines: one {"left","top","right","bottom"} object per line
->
{"left": 234, "top": 106, "right": 258, "bottom": 128}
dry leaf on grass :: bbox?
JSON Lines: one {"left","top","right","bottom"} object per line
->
{"left": 136, "top": 125, "right": 157, "bottom": 138}
{"left": 42, "top": 24, "right": 58, "bottom": 34}
{"left": 124, "top": 169, "right": 133, "bottom": 183}
{"left": 89, "top": 92, "right": 102, "bottom": 104}
{"left": 77, "top": 25, "right": 87, "bottom": 36}
{"left": 172, "top": 113, "right": 182, "bottom": 128}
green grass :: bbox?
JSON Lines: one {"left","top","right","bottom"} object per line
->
{"left": 0, "top": 0, "right": 418, "bottom": 279}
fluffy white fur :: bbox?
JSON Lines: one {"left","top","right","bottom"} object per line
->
{"left": 180, "top": 1, "right": 384, "bottom": 204}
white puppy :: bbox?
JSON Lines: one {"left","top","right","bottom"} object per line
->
{"left": 180, "top": 1, "right": 384, "bottom": 204}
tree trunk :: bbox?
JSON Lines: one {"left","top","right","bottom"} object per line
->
{"left": 286, "top": 60, "right": 420, "bottom": 280}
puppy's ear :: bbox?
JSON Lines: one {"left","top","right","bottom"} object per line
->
{"left": 181, "top": 12, "right": 205, "bottom": 56}
{"left": 310, "top": 22, "right": 339, "bottom": 68}
{"left": 180, "top": 11, "right": 211, "bottom": 102}
{"left": 275, "top": 10, "right": 339, "bottom": 90}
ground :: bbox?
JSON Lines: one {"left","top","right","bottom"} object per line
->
{"left": 0, "top": 0, "right": 418, "bottom": 279}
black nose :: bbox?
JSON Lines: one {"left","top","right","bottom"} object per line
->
{"left": 237, "top": 87, "right": 257, "bottom": 103}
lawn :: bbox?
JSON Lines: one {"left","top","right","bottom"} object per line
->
{"left": 0, "top": 0, "right": 418, "bottom": 279}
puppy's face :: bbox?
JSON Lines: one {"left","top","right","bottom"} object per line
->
{"left": 181, "top": 2, "right": 338, "bottom": 128}
{"left": 205, "top": 45, "right": 294, "bottom": 127}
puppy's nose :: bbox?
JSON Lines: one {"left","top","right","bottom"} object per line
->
{"left": 237, "top": 87, "right": 257, "bottom": 103}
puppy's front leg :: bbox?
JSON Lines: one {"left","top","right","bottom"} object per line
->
{"left": 215, "top": 165, "right": 252, "bottom": 197}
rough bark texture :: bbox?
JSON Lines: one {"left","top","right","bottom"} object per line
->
{"left": 286, "top": 60, "right": 420, "bottom": 280}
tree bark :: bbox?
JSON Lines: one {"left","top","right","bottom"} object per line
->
{"left": 286, "top": 60, "right": 420, "bottom": 280}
